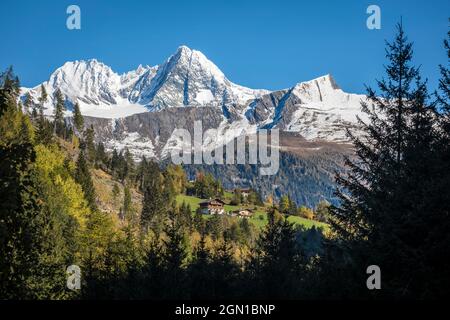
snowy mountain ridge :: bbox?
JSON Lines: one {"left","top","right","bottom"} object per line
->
{"left": 22, "top": 46, "right": 271, "bottom": 117}
{"left": 21, "top": 45, "right": 369, "bottom": 159}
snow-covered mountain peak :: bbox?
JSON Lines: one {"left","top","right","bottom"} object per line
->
{"left": 21, "top": 48, "right": 369, "bottom": 147}
{"left": 134, "top": 45, "right": 262, "bottom": 110}
{"left": 178, "top": 45, "right": 226, "bottom": 81}
{"left": 165, "top": 45, "right": 226, "bottom": 82}
{"left": 135, "top": 64, "right": 149, "bottom": 74}
{"left": 54, "top": 59, "right": 115, "bottom": 77}
{"left": 120, "top": 64, "right": 153, "bottom": 84}
{"left": 175, "top": 44, "right": 192, "bottom": 56}
{"left": 46, "top": 59, "right": 121, "bottom": 106}
{"left": 290, "top": 74, "right": 345, "bottom": 104}
{"left": 315, "top": 74, "right": 340, "bottom": 89}
{"left": 24, "top": 47, "right": 271, "bottom": 115}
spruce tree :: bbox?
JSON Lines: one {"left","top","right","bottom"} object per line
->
{"left": 211, "top": 238, "right": 239, "bottom": 299}
{"left": 140, "top": 161, "right": 167, "bottom": 233}
{"left": 35, "top": 116, "right": 53, "bottom": 145}
{"left": 81, "top": 125, "right": 96, "bottom": 164}
{"left": 252, "top": 208, "right": 303, "bottom": 299}
{"left": 426, "top": 24, "right": 450, "bottom": 298}
{"left": 142, "top": 237, "right": 164, "bottom": 298}
{"left": 178, "top": 202, "right": 193, "bottom": 232}
{"left": 35, "top": 84, "right": 51, "bottom": 144}
{"left": 75, "top": 150, "right": 98, "bottom": 212}
{"left": 193, "top": 208, "right": 206, "bottom": 234}
{"left": 161, "top": 211, "right": 187, "bottom": 299}
{"left": 37, "top": 84, "right": 47, "bottom": 117}
{"left": 73, "top": 102, "right": 84, "bottom": 134}
{"left": 188, "top": 233, "right": 213, "bottom": 298}
{"left": 135, "top": 155, "right": 148, "bottom": 191}
{"left": 23, "top": 92, "right": 35, "bottom": 117}
{"left": 0, "top": 69, "right": 35, "bottom": 146}
{"left": 117, "top": 148, "right": 134, "bottom": 182}
{"left": 53, "top": 88, "right": 66, "bottom": 137}
{"left": 122, "top": 184, "right": 132, "bottom": 221}
{"left": 95, "top": 142, "right": 108, "bottom": 169}
{"left": 110, "top": 148, "right": 120, "bottom": 175}
{"left": 329, "top": 22, "right": 446, "bottom": 298}
{"left": 0, "top": 67, "right": 20, "bottom": 117}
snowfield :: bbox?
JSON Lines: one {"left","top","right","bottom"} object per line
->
{"left": 78, "top": 101, "right": 149, "bottom": 119}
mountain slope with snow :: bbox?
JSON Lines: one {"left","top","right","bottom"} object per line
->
{"left": 21, "top": 45, "right": 368, "bottom": 158}
{"left": 243, "top": 74, "right": 369, "bottom": 141}
{"left": 133, "top": 46, "right": 269, "bottom": 111}
{"left": 22, "top": 46, "right": 269, "bottom": 118}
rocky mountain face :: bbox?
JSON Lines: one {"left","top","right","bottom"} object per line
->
{"left": 22, "top": 45, "right": 367, "bottom": 152}
{"left": 82, "top": 107, "right": 226, "bottom": 160}
{"left": 129, "top": 45, "right": 269, "bottom": 111}
{"left": 21, "top": 45, "right": 368, "bottom": 206}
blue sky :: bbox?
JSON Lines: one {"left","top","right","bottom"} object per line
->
{"left": 0, "top": 0, "right": 448, "bottom": 93}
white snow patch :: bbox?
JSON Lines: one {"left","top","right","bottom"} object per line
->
{"left": 79, "top": 102, "right": 149, "bottom": 118}
{"left": 106, "top": 132, "right": 155, "bottom": 160}
{"left": 194, "top": 89, "right": 214, "bottom": 104}
{"left": 161, "top": 117, "right": 257, "bottom": 161}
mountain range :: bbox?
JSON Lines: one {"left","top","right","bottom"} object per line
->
{"left": 22, "top": 46, "right": 368, "bottom": 158}
{"left": 20, "top": 45, "right": 368, "bottom": 206}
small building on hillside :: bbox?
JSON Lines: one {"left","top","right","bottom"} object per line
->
{"left": 238, "top": 188, "right": 252, "bottom": 199}
{"left": 199, "top": 199, "right": 225, "bottom": 215}
{"left": 230, "top": 208, "right": 254, "bottom": 218}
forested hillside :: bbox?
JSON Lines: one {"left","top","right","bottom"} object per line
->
{"left": 182, "top": 143, "right": 350, "bottom": 208}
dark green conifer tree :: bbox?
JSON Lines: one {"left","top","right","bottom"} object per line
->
{"left": 142, "top": 237, "right": 164, "bottom": 298}
{"left": 250, "top": 208, "right": 304, "bottom": 299}
{"left": 122, "top": 184, "right": 132, "bottom": 221}
{"left": 0, "top": 66, "right": 20, "bottom": 117}
{"left": 188, "top": 233, "right": 213, "bottom": 299}
{"left": 23, "top": 92, "right": 36, "bottom": 117}
{"left": 37, "top": 84, "right": 47, "bottom": 117}
{"left": 329, "top": 22, "right": 447, "bottom": 298}
{"left": 210, "top": 238, "right": 239, "bottom": 299}
{"left": 95, "top": 142, "right": 108, "bottom": 169}
{"left": 73, "top": 102, "right": 84, "bottom": 134}
{"left": 140, "top": 161, "right": 167, "bottom": 233}
{"left": 135, "top": 155, "right": 148, "bottom": 191}
{"left": 161, "top": 211, "right": 187, "bottom": 299}
{"left": 75, "top": 150, "right": 97, "bottom": 212}
{"left": 53, "top": 88, "right": 66, "bottom": 137}
{"left": 178, "top": 202, "right": 193, "bottom": 232}
{"left": 81, "top": 125, "right": 96, "bottom": 164}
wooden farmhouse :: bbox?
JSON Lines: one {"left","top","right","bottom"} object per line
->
{"left": 199, "top": 199, "right": 225, "bottom": 215}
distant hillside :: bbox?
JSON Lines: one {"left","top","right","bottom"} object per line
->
{"left": 181, "top": 133, "right": 352, "bottom": 208}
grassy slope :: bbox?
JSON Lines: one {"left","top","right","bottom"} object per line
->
{"left": 92, "top": 169, "right": 143, "bottom": 216}
{"left": 176, "top": 194, "right": 327, "bottom": 230}
{"left": 91, "top": 171, "right": 327, "bottom": 231}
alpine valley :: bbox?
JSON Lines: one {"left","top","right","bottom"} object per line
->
{"left": 21, "top": 45, "right": 368, "bottom": 207}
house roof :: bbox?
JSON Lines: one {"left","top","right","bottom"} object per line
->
{"left": 231, "top": 208, "right": 253, "bottom": 216}
{"left": 199, "top": 199, "right": 225, "bottom": 206}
